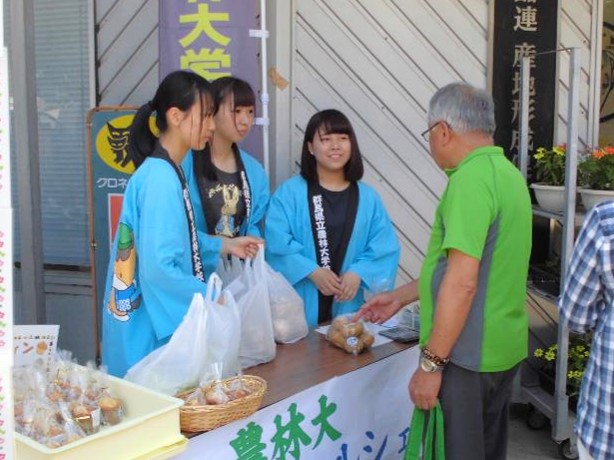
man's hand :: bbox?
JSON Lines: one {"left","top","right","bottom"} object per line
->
{"left": 409, "top": 368, "right": 442, "bottom": 410}
{"left": 353, "top": 291, "right": 403, "bottom": 323}
{"left": 309, "top": 268, "right": 342, "bottom": 296}
{"left": 222, "top": 236, "right": 263, "bottom": 259}
{"left": 336, "top": 272, "right": 361, "bottom": 302}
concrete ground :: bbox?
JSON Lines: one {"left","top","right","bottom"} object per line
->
{"left": 507, "top": 404, "right": 568, "bottom": 459}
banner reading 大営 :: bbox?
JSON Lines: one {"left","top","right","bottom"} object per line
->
{"left": 158, "top": 0, "right": 262, "bottom": 161}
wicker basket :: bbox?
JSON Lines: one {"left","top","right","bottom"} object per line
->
{"left": 177, "top": 375, "right": 267, "bottom": 432}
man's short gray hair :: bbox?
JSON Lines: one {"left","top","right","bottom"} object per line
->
{"left": 428, "top": 82, "right": 496, "bottom": 136}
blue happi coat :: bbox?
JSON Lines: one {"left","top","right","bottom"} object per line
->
{"left": 182, "top": 148, "right": 270, "bottom": 276}
{"left": 265, "top": 176, "right": 400, "bottom": 326}
{"left": 102, "top": 155, "right": 207, "bottom": 377}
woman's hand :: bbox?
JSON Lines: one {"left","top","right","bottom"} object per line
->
{"left": 221, "top": 236, "right": 263, "bottom": 259}
{"left": 336, "top": 272, "right": 361, "bottom": 302}
{"left": 309, "top": 267, "right": 342, "bottom": 297}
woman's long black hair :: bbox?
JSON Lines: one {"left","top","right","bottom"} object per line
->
{"left": 128, "top": 70, "right": 212, "bottom": 169}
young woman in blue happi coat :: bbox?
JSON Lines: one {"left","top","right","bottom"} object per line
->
{"left": 183, "top": 76, "right": 269, "bottom": 276}
{"left": 265, "top": 109, "right": 400, "bottom": 326}
{"left": 102, "top": 71, "right": 261, "bottom": 377}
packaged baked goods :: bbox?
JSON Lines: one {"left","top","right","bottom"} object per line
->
{"left": 98, "top": 395, "right": 124, "bottom": 425}
{"left": 326, "top": 314, "right": 375, "bottom": 355}
{"left": 225, "top": 375, "right": 252, "bottom": 401}
{"left": 184, "top": 387, "right": 207, "bottom": 406}
{"left": 71, "top": 401, "right": 101, "bottom": 435}
{"left": 13, "top": 351, "right": 125, "bottom": 448}
{"left": 204, "top": 382, "right": 230, "bottom": 405}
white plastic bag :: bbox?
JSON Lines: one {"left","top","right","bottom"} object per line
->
{"left": 227, "top": 249, "right": 276, "bottom": 369}
{"left": 204, "top": 281, "right": 241, "bottom": 378}
{"left": 215, "top": 255, "right": 245, "bottom": 287}
{"left": 267, "top": 266, "right": 308, "bottom": 343}
{"left": 125, "top": 273, "right": 240, "bottom": 395}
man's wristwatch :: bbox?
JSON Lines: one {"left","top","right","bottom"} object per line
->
{"left": 419, "top": 347, "right": 449, "bottom": 373}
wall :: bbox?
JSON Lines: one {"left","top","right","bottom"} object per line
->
{"left": 94, "top": 0, "right": 597, "bottom": 287}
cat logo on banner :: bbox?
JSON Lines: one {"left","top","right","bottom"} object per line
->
{"left": 96, "top": 114, "right": 136, "bottom": 174}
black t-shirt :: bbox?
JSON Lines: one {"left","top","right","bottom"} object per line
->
{"left": 318, "top": 184, "right": 352, "bottom": 266}
{"left": 317, "top": 183, "right": 352, "bottom": 320}
{"left": 201, "top": 166, "right": 246, "bottom": 237}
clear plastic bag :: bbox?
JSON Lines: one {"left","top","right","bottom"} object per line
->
{"left": 325, "top": 314, "right": 375, "bottom": 355}
{"left": 125, "top": 274, "right": 240, "bottom": 395}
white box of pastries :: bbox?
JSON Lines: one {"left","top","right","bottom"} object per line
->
{"left": 15, "top": 367, "right": 186, "bottom": 460}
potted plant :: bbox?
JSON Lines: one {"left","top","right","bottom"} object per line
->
{"left": 530, "top": 144, "right": 567, "bottom": 212}
{"left": 533, "top": 333, "right": 591, "bottom": 411}
{"left": 578, "top": 146, "right": 614, "bottom": 209}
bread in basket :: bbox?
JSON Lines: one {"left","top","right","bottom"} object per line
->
{"left": 176, "top": 375, "right": 267, "bottom": 432}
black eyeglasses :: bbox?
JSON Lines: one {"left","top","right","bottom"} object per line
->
{"left": 420, "top": 121, "right": 443, "bottom": 142}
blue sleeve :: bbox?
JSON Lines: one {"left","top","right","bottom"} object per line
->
{"left": 265, "top": 184, "right": 319, "bottom": 285}
{"left": 198, "top": 230, "right": 223, "bottom": 277}
{"left": 347, "top": 188, "right": 400, "bottom": 290}
{"left": 559, "top": 207, "right": 605, "bottom": 333}
{"left": 137, "top": 164, "right": 207, "bottom": 341}
{"left": 243, "top": 152, "right": 270, "bottom": 238}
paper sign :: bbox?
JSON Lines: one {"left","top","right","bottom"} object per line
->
{"left": 13, "top": 325, "right": 59, "bottom": 368}
{"left": 0, "top": 356, "right": 14, "bottom": 460}
{"left": 0, "top": 209, "right": 11, "bottom": 355}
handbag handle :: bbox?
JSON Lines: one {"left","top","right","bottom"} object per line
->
{"left": 406, "top": 400, "right": 445, "bottom": 460}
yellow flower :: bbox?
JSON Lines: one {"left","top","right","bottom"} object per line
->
{"left": 553, "top": 146, "right": 565, "bottom": 156}
{"left": 534, "top": 349, "right": 544, "bottom": 358}
{"left": 534, "top": 152, "right": 545, "bottom": 160}
{"left": 545, "top": 350, "right": 556, "bottom": 361}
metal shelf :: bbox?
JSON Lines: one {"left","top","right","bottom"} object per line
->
{"left": 532, "top": 205, "right": 586, "bottom": 227}
{"left": 532, "top": 205, "right": 564, "bottom": 221}
{"left": 527, "top": 284, "right": 559, "bottom": 304}
{"left": 518, "top": 47, "right": 581, "bottom": 459}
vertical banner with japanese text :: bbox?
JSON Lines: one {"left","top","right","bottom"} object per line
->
{"left": 88, "top": 107, "right": 137, "bottom": 339}
{"left": 159, "top": 0, "right": 262, "bottom": 161}
{"left": 491, "top": 0, "right": 558, "bottom": 175}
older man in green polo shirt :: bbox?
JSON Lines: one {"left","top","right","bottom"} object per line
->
{"left": 356, "top": 82, "right": 532, "bottom": 460}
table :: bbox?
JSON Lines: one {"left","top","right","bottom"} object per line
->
{"left": 178, "top": 330, "right": 419, "bottom": 459}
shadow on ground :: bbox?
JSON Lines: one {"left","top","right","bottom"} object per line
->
{"left": 507, "top": 403, "right": 563, "bottom": 460}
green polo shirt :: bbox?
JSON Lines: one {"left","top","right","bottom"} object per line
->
{"left": 418, "top": 146, "right": 532, "bottom": 372}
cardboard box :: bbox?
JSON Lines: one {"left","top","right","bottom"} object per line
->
{"left": 15, "top": 370, "right": 186, "bottom": 460}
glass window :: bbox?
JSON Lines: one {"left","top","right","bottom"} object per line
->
{"left": 7, "top": 0, "right": 92, "bottom": 267}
